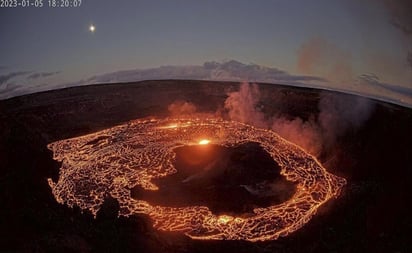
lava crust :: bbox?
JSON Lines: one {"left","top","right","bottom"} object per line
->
{"left": 47, "top": 118, "right": 346, "bottom": 241}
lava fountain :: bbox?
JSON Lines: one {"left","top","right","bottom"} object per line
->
{"left": 47, "top": 118, "right": 346, "bottom": 241}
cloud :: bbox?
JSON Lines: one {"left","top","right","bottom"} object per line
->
{"left": 0, "top": 60, "right": 410, "bottom": 108}
{"left": 0, "top": 70, "right": 63, "bottom": 99}
{"left": 3, "top": 60, "right": 319, "bottom": 100}
{"left": 28, "top": 71, "right": 60, "bottom": 80}
{"left": 297, "top": 37, "right": 352, "bottom": 83}
{"left": 358, "top": 73, "right": 412, "bottom": 96}
{"left": 384, "top": 0, "right": 412, "bottom": 35}
{"left": 0, "top": 71, "right": 31, "bottom": 86}
{"left": 383, "top": 0, "right": 412, "bottom": 67}
{"left": 82, "top": 60, "right": 326, "bottom": 87}
{"left": 0, "top": 82, "right": 21, "bottom": 95}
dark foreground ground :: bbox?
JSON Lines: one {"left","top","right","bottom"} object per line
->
{"left": 0, "top": 80, "right": 411, "bottom": 252}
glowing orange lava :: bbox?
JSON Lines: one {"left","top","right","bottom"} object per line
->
{"left": 47, "top": 118, "right": 346, "bottom": 242}
{"left": 198, "top": 139, "right": 210, "bottom": 145}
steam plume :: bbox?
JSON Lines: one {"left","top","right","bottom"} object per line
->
{"left": 168, "top": 100, "right": 197, "bottom": 116}
{"left": 297, "top": 37, "right": 352, "bottom": 83}
{"left": 224, "top": 82, "right": 375, "bottom": 157}
{"left": 224, "top": 82, "right": 267, "bottom": 128}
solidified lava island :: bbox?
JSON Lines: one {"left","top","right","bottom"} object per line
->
{"left": 47, "top": 118, "right": 346, "bottom": 242}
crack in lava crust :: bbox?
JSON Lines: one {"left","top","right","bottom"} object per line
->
{"left": 47, "top": 118, "right": 346, "bottom": 242}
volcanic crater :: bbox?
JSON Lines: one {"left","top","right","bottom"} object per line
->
{"left": 131, "top": 142, "right": 297, "bottom": 216}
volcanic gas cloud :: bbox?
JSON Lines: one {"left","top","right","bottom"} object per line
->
{"left": 47, "top": 118, "right": 346, "bottom": 241}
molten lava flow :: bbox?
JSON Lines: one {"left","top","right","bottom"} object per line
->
{"left": 47, "top": 118, "right": 346, "bottom": 242}
{"left": 198, "top": 139, "right": 210, "bottom": 145}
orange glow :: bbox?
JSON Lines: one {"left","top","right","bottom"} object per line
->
{"left": 218, "top": 215, "right": 234, "bottom": 224}
{"left": 198, "top": 139, "right": 210, "bottom": 145}
{"left": 47, "top": 118, "right": 346, "bottom": 242}
{"left": 158, "top": 123, "right": 178, "bottom": 129}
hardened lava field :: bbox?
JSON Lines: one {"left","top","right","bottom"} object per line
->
{"left": 47, "top": 118, "right": 346, "bottom": 242}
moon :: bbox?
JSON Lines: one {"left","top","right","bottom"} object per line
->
{"left": 89, "top": 25, "right": 96, "bottom": 33}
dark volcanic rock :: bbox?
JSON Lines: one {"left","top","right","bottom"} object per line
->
{"left": 131, "top": 142, "right": 296, "bottom": 215}
{"left": 0, "top": 80, "right": 411, "bottom": 252}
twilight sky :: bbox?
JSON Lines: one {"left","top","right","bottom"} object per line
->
{"left": 1, "top": 0, "right": 411, "bottom": 106}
